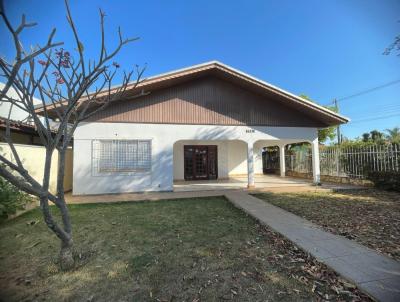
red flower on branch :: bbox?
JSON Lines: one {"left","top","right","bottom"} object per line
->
{"left": 61, "top": 60, "right": 70, "bottom": 68}
{"left": 55, "top": 48, "right": 63, "bottom": 58}
{"left": 38, "top": 60, "right": 47, "bottom": 66}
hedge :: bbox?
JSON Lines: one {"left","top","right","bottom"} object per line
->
{"left": 366, "top": 171, "right": 400, "bottom": 192}
{"left": 0, "top": 176, "right": 31, "bottom": 222}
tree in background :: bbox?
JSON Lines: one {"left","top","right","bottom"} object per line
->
{"left": 360, "top": 129, "right": 399, "bottom": 144}
{"left": 362, "top": 132, "right": 370, "bottom": 142}
{"left": 385, "top": 127, "right": 400, "bottom": 143}
{"left": 0, "top": 0, "right": 145, "bottom": 269}
{"left": 383, "top": 31, "right": 400, "bottom": 56}
{"left": 299, "top": 95, "right": 337, "bottom": 143}
{"left": 370, "top": 130, "right": 385, "bottom": 143}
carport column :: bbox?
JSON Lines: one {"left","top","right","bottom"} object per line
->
{"left": 311, "top": 138, "right": 321, "bottom": 184}
{"left": 279, "top": 145, "right": 286, "bottom": 177}
{"left": 247, "top": 142, "right": 255, "bottom": 188}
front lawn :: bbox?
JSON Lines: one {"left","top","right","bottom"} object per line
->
{"left": 254, "top": 190, "right": 400, "bottom": 261}
{"left": 0, "top": 197, "right": 371, "bottom": 301}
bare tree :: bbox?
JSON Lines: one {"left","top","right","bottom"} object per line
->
{"left": 383, "top": 34, "right": 400, "bottom": 56}
{"left": 0, "top": 0, "right": 145, "bottom": 270}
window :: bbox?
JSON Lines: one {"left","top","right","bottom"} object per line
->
{"left": 92, "top": 140, "right": 151, "bottom": 175}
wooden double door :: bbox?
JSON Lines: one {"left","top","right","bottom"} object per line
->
{"left": 184, "top": 145, "right": 218, "bottom": 180}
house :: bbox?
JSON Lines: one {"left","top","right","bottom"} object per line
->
{"left": 40, "top": 61, "right": 349, "bottom": 195}
{"left": 0, "top": 117, "right": 44, "bottom": 145}
{"left": 0, "top": 82, "right": 55, "bottom": 145}
{"left": 0, "top": 83, "right": 73, "bottom": 193}
{"left": 0, "top": 82, "right": 43, "bottom": 121}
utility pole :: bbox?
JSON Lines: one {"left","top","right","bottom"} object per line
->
{"left": 334, "top": 98, "right": 341, "bottom": 145}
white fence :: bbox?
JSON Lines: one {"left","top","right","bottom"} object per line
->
{"left": 286, "top": 143, "right": 400, "bottom": 179}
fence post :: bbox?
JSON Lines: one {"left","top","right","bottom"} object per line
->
{"left": 335, "top": 147, "right": 339, "bottom": 176}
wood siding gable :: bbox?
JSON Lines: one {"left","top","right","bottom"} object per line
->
{"left": 87, "top": 76, "right": 326, "bottom": 127}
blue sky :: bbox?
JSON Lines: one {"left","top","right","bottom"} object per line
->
{"left": 1, "top": 0, "right": 399, "bottom": 140}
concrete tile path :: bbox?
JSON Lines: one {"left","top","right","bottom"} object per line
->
{"left": 225, "top": 191, "right": 400, "bottom": 302}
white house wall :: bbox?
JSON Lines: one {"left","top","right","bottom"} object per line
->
{"left": 227, "top": 140, "right": 248, "bottom": 176}
{"left": 73, "top": 122, "right": 318, "bottom": 195}
{"left": 253, "top": 141, "right": 265, "bottom": 175}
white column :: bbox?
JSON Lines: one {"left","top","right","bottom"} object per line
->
{"left": 247, "top": 142, "right": 255, "bottom": 188}
{"left": 253, "top": 141, "right": 263, "bottom": 175}
{"left": 311, "top": 138, "right": 321, "bottom": 184}
{"left": 279, "top": 145, "right": 286, "bottom": 177}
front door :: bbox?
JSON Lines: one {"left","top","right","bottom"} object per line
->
{"left": 184, "top": 145, "right": 218, "bottom": 180}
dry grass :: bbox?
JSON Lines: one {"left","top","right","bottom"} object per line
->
{"left": 254, "top": 189, "right": 400, "bottom": 261}
{"left": 0, "top": 197, "right": 371, "bottom": 301}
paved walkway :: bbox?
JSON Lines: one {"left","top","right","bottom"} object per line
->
{"left": 225, "top": 191, "right": 400, "bottom": 302}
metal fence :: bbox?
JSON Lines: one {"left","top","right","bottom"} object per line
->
{"left": 285, "top": 143, "right": 400, "bottom": 179}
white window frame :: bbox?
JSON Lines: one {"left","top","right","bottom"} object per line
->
{"left": 92, "top": 139, "right": 152, "bottom": 176}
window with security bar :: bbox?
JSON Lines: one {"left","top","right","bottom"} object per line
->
{"left": 92, "top": 140, "right": 151, "bottom": 175}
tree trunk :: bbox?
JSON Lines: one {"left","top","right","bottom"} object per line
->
{"left": 39, "top": 148, "right": 75, "bottom": 270}
{"left": 60, "top": 239, "right": 74, "bottom": 271}
{"left": 56, "top": 148, "right": 74, "bottom": 270}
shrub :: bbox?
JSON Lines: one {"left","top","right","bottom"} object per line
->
{"left": 0, "top": 176, "right": 31, "bottom": 222}
{"left": 367, "top": 171, "right": 400, "bottom": 192}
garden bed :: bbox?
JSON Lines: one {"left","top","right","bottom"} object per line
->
{"left": 254, "top": 189, "right": 400, "bottom": 261}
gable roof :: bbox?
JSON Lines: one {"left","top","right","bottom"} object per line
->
{"left": 36, "top": 61, "right": 349, "bottom": 126}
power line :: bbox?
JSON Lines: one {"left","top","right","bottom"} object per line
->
{"left": 350, "top": 113, "right": 400, "bottom": 123}
{"left": 350, "top": 108, "right": 400, "bottom": 118}
{"left": 324, "top": 79, "right": 400, "bottom": 105}
{"left": 337, "top": 79, "right": 400, "bottom": 102}
{"left": 349, "top": 104, "right": 400, "bottom": 113}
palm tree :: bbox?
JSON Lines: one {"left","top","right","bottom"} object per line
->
{"left": 362, "top": 132, "right": 370, "bottom": 142}
{"left": 385, "top": 127, "right": 400, "bottom": 143}
{"left": 370, "top": 130, "right": 384, "bottom": 142}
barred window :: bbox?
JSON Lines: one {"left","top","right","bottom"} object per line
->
{"left": 92, "top": 140, "right": 151, "bottom": 175}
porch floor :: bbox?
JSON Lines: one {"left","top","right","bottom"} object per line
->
{"left": 66, "top": 175, "right": 361, "bottom": 204}
{"left": 173, "top": 174, "right": 347, "bottom": 192}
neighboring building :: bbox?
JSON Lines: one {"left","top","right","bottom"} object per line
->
{"left": 0, "top": 82, "right": 47, "bottom": 145}
{"left": 37, "top": 61, "right": 348, "bottom": 195}
{"left": 0, "top": 82, "right": 43, "bottom": 122}
{"left": 0, "top": 117, "right": 44, "bottom": 145}
{"left": 0, "top": 83, "right": 73, "bottom": 192}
